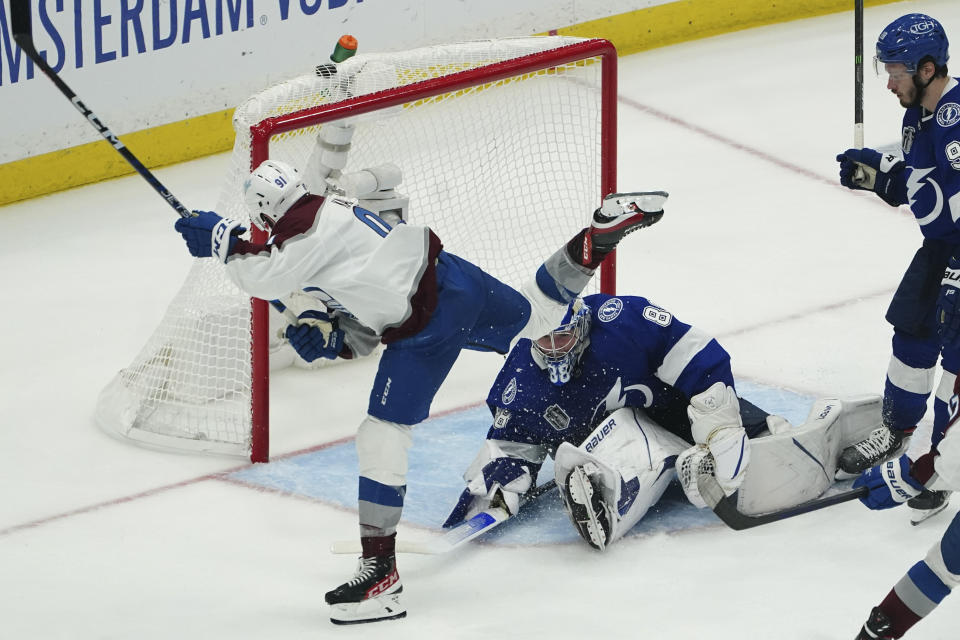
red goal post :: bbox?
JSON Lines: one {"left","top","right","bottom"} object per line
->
{"left": 95, "top": 36, "right": 619, "bottom": 463}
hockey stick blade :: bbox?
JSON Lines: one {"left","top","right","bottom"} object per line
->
{"left": 330, "top": 480, "right": 558, "bottom": 555}
{"left": 10, "top": 0, "right": 191, "bottom": 218}
{"left": 697, "top": 472, "right": 868, "bottom": 531}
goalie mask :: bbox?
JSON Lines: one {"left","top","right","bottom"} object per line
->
{"left": 531, "top": 298, "right": 592, "bottom": 386}
{"left": 244, "top": 159, "right": 310, "bottom": 231}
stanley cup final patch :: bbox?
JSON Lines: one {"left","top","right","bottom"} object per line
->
{"left": 543, "top": 404, "right": 571, "bottom": 431}
{"left": 493, "top": 407, "right": 511, "bottom": 430}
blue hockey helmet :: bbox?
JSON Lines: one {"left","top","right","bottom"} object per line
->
{"left": 875, "top": 14, "right": 949, "bottom": 74}
{"left": 531, "top": 298, "right": 592, "bottom": 386}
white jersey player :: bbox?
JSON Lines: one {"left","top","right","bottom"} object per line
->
{"left": 173, "top": 120, "right": 669, "bottom": 624}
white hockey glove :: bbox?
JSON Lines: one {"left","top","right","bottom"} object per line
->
{"left": 684, "top": 382, "right": 751, "bottom": 500}
{"left": 343, "top": 163, "right": 409, "bottom": 224}
{"left": 442, "top": 440, "right": 541, "bottom": 528}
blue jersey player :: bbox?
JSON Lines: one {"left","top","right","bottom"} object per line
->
{"left": 443, "top": 293, "right": 781, "bottom": 550}
{"left": 837, "top": 14, "right": 959, "bottom": 522}
{"left": 836, "top": 13, "right": 960, "bottom": 640}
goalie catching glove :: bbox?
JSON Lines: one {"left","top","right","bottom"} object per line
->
{"left": 285, "top": 310, "right": 346, "bottom": 362}
{"left": 174, "top": 210, "right": 245, "bottom": 263}
{"left": 836, "top": 148, "right": 908, "bottom": 207}
{"left": 677, "top": 382, "right": 751, "bottom": 508}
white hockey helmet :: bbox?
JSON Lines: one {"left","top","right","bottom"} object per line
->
{"left": 531, "top": 298, "right": 592, "bottom": 386}
{"left": 243, "top": 159, "right": 310, "bottom": 231}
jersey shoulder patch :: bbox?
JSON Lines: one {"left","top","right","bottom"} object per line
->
{"left": 936, "top": 102, "right": 960, "bottom": 128}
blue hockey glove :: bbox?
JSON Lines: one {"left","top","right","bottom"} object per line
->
{"left": 174, "top": 210, "right": 246, "bottom": 263}
{"left": 938, "top": 256, "right": 960, "bottom": 349}
{"left": 284, "top": 310, "right": 345, "bottom": 362}
{"left": 853, "top": 454, "right": 924, "bottom": 510}
{"left": 836, "top": 148, "right": 908, "bottom": 207}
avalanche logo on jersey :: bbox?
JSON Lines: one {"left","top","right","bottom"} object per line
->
{"left": 502, "top": 377, "right": 518, "bottom": 405}
{"left": 937, "top": 103, "right": 960, "bottom": 128}
{"left": 597, "top": 297, "right": 623, "bottom": 322}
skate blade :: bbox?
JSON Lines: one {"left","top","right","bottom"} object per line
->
{"left": 329, "top": 592, "right": 406, "bottom": 625}
{"left": 910, "top": 500, "right": 950, "bottom": 527}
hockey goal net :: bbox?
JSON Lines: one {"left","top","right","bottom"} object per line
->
{"left": 95, "top": 36, "right": 618, "bottom": 462}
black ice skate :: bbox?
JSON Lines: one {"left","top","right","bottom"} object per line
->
{"left": 855, "top": 606, "right": 894, "bottom": 640}
{"left": 561, "top": 464, "right": 612, "bottom": 551}
{"left": 325, "top": 554, "right": 406, "bottom": 625}
{"left": 908, "top": 489, "right": 951, "bottom": 526}
{"left": 589, "top": 191, "right": 668, "bottom": 252}
{"left": 838, "top": 425, "right": 909, "bottom": 475}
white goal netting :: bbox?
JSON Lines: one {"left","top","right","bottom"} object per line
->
{"left": 95, "top": 36, "right": 616, "bottom": 460}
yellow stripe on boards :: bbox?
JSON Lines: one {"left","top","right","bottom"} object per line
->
{"left": 543, "top": 0, "right": 902, "bottom": 55}
{"left": 0, "top": 109, "right": 234, "bottom": 206}
{"left": 1, "top": 0, "right": 903, "bottom": 206}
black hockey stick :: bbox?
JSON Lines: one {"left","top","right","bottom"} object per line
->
{"left": 10, "top": 0, "right": 191, "bottom": 217}
{"left": 697, "top": 473, "right": 868, "bottom": 531}
{"left": 852, "top": 0, "right": 868, "bottom": 185}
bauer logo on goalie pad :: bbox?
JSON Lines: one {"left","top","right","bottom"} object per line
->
{"left": 543, "top": 404, "right": 571, "bottom": 431}
{"left": 585, "top": 417, "right": 616, "bottom": 453}
{"left": 597, "top": 298, "right": 623, "bottom": 323}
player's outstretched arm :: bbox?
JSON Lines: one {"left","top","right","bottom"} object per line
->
{"left": 173, "top": 210, "right": 245, "bottom": 263}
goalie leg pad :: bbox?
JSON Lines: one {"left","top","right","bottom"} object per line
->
{"left": 555, "top": 407, "right": 687, "bottom": 547}
{"left": 736, "top": 396, "right": 882, "bottom": 515}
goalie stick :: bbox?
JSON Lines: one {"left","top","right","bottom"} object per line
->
{"left": 330, "top": 480, "right": 558, "bottom": 555}
{"left": 696, "top": 472, "right": 867, "bottom": 531}
{"left": 10, "top": 0, "right": 191, "bottom": 218}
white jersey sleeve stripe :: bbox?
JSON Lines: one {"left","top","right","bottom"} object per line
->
{"left": 656, "top": 326, "right": 714, "bottom": 387}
